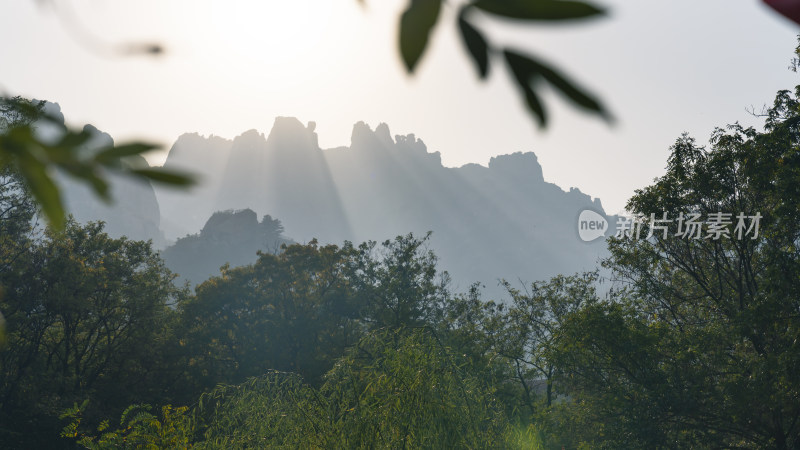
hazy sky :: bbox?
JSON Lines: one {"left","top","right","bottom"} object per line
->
{"left": 1, "top": 0, "right": 797, "bottom": 214}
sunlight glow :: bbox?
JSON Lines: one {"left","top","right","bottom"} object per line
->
{"left": 209, "top": 1, "right": 337, "bottom": 65}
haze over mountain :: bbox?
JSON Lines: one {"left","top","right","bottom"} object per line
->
{"left": 48, "top": 105, "right": 613, "bottom": 295}
{"left": 156, "top": 118, "right": 613, "bottom": 295}
{"left": 162, "top": 209, "right": 292, "bottom": 287}
{"left": 44, "top": 103, "right": 166, "bottom": 247}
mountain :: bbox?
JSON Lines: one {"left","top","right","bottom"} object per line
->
{"left": 161, "top": 209, "right": 292, "bottom": 287}
{"left": 214, "top": 120, "right": 351, "bottom": 244}
{"left": 42, "top": 103, "right": 165, "bottom": 246}
{"left": 156, "top": 118, "right": 613, "bottom": 296}
{"left": 156, "top": 132, "right": 234, "bottom": 240}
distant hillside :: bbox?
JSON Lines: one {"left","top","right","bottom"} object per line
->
{"left": 156, "top": 118, "right": 614, "bottom": 296}
{"left": 161, "top": 209, "right": 292, "bottom": 287}
{"left": 44, "top": 103, "right": 166, "bottom": 246}
{"left": 156, "top": 132, "right": 234, "bottom": 241}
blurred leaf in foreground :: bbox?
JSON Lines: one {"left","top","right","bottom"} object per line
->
{"left": 393, "top": 0, "right": 612, "bottom": 127}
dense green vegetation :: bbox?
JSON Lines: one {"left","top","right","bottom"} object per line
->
{"left": 3, "top": 64, "right": 800, "bottom": 450}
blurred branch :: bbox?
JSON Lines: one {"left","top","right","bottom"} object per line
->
{"left": 396, "top": 0, "right": 613, "bottom": 127}
{"left": 37, "top": 0, "right": 164, "bottom": 58}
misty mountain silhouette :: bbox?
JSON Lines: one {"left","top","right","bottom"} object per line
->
{"left": 44, "top": 103, "right": 166, "bottom": 247}
{"left": 162, "top": 209, "right": 292, "bottom": 287}
{"left": 156, "top": 118, "right": 613, "bottom": 296}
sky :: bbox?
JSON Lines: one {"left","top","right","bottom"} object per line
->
{"left": 1, "top": 0, "right": 797, "bottom": 214}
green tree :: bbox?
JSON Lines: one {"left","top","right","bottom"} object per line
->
{"left": 497, "top": 273, "right": 599, "bottom": 411}
{"left": 351, "top": 232, "right": 450, "bottom": 329}
{"left": 0, "top": 219, "right": 186, "bottom": 448}
{"left": 436, "top": 273, "right": 601, "bottom": 447}
{"left": 61, "top": 401, "right": 194, "bottom": 450}
{"left": 550, "top": 84, "right": 800, "bottom": 448}
{"left": 179, "top": 232, "right": 452, "bottom": 394}
{"left": 65, "top": 328, "right": 542, "bottom": 449}
{"left": 0, "top": 167, "right": 39, "bottom": 348}
{"left": 179, "top": 240, "right": 363, "bottom": 392}
{"left": 192, "top": 328, "right": 523, "bottom": 449}
{"left": 0, "top": 98, "right": 44, "bottom": 351}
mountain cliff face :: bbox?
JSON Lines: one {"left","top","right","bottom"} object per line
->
{"left": 156, "top": 118, "right": 612, "bottom": 296}
{"left": 157, "top": 132, "right": 234, "bottom": 240}
{"left": 43, "top": 103, "right": 165, "bottom": 246}
{"left": 214, "top": 119, "right": 351, "bottom": 244}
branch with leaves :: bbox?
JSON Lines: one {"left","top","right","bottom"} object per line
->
{"left": 398, "top": 0, "right": 613, "bottom": 127}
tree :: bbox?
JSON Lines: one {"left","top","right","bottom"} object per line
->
{"left": 351, "top": 232, "right": 450, "bottom": 329}
{"left": 550, "top": 84, "right": 800, "bottom": 448}
{"left": 191, "top": 328, "right": 521, "bottom": 449}
{"left": 0, "top": 98, "right": 44, "bottom": 352}
{"left": 0, "top": 167, "right": 39, "bottom": 349}
{"left": 61, "top": 402, "right": 193, "bottom": 450}
{"left": 179, "top": 240, "right": 363, "bottom": 392}
{"left": 0, "top": 99, "right": 43, "bottom": 279}
{"left": 496, "top": 272, "right": 599, "bottom": 411}
{"left": 0, "top": 219, "right": 186, "bottom": 448}
{"left": 65, "top": 328, "right": 542, "bottom": 449}
{"left": 179, "top": 233, "right": 452, "bottom": 393}
{"left": 435, "top": 272, "right": 602, "bottom": 446}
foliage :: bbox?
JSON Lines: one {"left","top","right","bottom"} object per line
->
{"left": 61, "top": 400, "right": 193, "bottom": 449}
{"left": 179, "top": 232, "right": 450, "bottom": 396}
{"left": 63, "top": 329, "right": 544, "bottom": 449}
{"left": 0, "top": 164, "right": 39, "bottom": 352}
{"left": 492, "top": 272, "right": 599, "bottom": 417}
{"left": 0, "top": 218, "right": 185, "bottom": 447}
{"left": 318, "top": 328, "right": 509, "bottom": 448}
{"left": 438, "top": 272, "right": 602, "bottom": 442}
{"left": 548, "top": 85, "right": 800, "bottom": 448}
{"left": 397, "top": 0, "right": 612, "bottom": 127}
{"left": 350, "top": 232, "right": 450, "bottom": 329}
{"left": 178, "top": 239, "right": 362, "bottom": 393}
{"left": 192, "top": 328, "right": 528, "bottom": 449}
